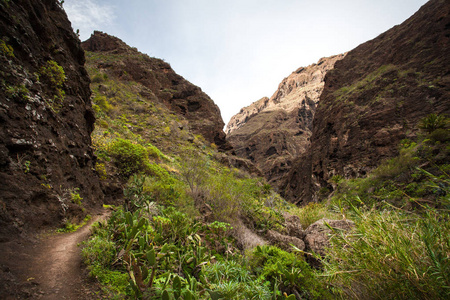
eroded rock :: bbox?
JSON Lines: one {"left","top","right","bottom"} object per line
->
{"left": 266, "top": 229, "right": 305, "bottom": 251}
{"left": 226, "top": 55, "right": 345, "bottom": 190}
{"left": 304, "top": 218, "right": 354, "bottom": 256}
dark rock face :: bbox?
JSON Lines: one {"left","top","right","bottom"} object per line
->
{"left": 0, "top": 0, "right": 103, "bottom": 240}
{"left": 284, "top": 0, "right": 450, "bottom": 203}
{"left": 82, "top": 31, "right": 231, "bottom": 151}
{"left": 226, "top": 55, "right": 345, "bottom": 190}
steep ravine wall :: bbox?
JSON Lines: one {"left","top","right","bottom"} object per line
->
{"left": 0, "top": 0, "right": 103, "bottom": 240}
{"left": 283, "top": 0, "right": 450, "bottom": 203}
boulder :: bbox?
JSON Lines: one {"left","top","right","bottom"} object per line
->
{"left": 304, "top": 218, "right": 354, "bottom": 256}
{"left": 266, "top": 229, "right": 305, "bottom": 251}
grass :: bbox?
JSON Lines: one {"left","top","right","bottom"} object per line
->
{"left": 57, "top": 214, "right": 91, "bottom": 233}
{"left": 316, "top": 118, "right": 450, "bottom": 299}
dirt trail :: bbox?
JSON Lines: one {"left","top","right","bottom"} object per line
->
{"left": 31, "top": 211, "right": 108, "bottom": 299}
{"left": 0, "top": 210, "right": 109, "bottom": 299}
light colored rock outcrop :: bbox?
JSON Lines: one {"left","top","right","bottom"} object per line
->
{"left": 226, "top": 54, "right": 345, "bottom": 189}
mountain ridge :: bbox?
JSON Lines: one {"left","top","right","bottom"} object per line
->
{"left": 82, "top": 31, "right": 232, "bottom": 151}
{"left": 226, "top": 54, "right": 345, "bottom": 190}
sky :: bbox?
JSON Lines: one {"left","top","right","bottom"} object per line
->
{"left": 64, "top": 0, "right": 429, "bottom": 125}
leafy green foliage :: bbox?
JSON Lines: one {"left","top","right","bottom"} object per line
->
{"left": 93, "top": 95, "right": 112, "bottom": 112}
{"left": 108, "top": 138, "right": 149, "bottom": 177}
{"left": 39, "top": 60, "right": 66, "bottom": 111}
{"left": 202, "top": 260, "right": 271, "bottom": 299}
{"left": 0, "top": 38, "right": 14, "bottom": 57}
{"left": 418, "top": 113, "right": 448, "bottom": 134}
{"left": 248, "top": 245, "right": 331, "bottom": 299}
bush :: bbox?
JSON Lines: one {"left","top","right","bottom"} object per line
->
{"left": 372, "top": 144, "right": 419, "bottom": 180}
{"left": 0, "top": 39, "right": 14, "bottom": 57}
{"left": 418, "top": 113, "right": 448, "bottom": 134}
{"left": 202, "top": 260, "right": 271, "bottom": 299}
{"left": 40, "top": 60, "right": 65, "bottom": 87}
{"left": 82, "top": 232, "right": 128, "bottom": 295}
{"left": 91, "top": 72, "right": 108, "bottom": 83}
{"left": 108, "top": 138, "right": 149, "bottom": 177}
{"left": 93, "top": 95, "right": 112, "bottom": 112}
{"left": 248, "top": 245, "right": 330, "bottom": 299}
{"left": 39, "top": 60, "right": 66, "bottom": 111}
{"left": 291, "top": 202, "right": 335, "bottom": 229}
{"left": 146, "top": 143, "right": 169, "bottom": 161}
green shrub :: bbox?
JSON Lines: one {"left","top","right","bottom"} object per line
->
{"left": 429, "top": 128, "right": 450, "bottom": 143}
{"left": 39, "top": 60, "right": 66, "bottom": 111}
{"left": 39, "top": 60, "right": 66, "bottom": 88}
{"left": 202, "top": 260, "right": 271, "bottom": 299}
{"left": 5, "top": 84, "right": 29, "bottom": 101}
{"left": 418, "top": 113, "right": 448, "bottom": 134}
{"left": 108, "top": 138, "right": 148, "bottom": 177}
{"left": 146, "top": 143, "right": 169, "bottom": 161}
{"left": 70, "top": 188, "right": 83, "bottom": 206}
{"left": 0, "top": 39, "right": 14, "bottom": 57}
{"left": 372, "top": 144, "right": 419, "bottom": 180}
{"left": 91, "top": 72, "right": 108, "bottom": 83}
{"left": 82, "top": 229, "right": 128, "bottom": 295}
{"left": 93, "top": 95, "right": 112, "bottom": 112}
{"left": 248, "top": 245, "right": 330, "bottom": 299}
{"left": 291, "top": 202, "right": 336, "bottom": 229}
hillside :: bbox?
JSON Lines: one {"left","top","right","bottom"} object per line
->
{"left": 79, "top": 30, "right": 338, "bottom": 300}
{"left": 226, "top": 54, "right": 345, "bottom": 189}
{"left": 283, "top": 0, "right": 450, "bottom": 203}
{"left": 82, "top": 31, "right": 232, "bottom": 152}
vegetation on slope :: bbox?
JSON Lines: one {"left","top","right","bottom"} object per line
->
{"left": 83, "top": 46, "right": 449, "bottom": 299}
{"left": 320, "top": 114, "right": 450, "bottom": 299}
{"left": 82, "top": 50, "right": 333, "bottom": 299}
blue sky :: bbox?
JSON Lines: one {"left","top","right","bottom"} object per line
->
{"left": 64, "top": 0, "right": 428, "bottom": 125}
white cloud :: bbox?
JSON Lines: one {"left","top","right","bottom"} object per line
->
{"left": 64, "top": 0, "right": 115, "bottom": 40}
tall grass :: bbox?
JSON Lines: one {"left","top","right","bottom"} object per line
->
{"left": 323, "top": 185, "right": 450, "bottom": 299}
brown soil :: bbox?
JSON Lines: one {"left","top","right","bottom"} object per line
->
{"left": 0, "top": 210, "right": 109, "bottom": 299}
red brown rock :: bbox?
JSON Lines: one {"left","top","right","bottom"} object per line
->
{"left": 284, "top": 0, "right": 450, "bottom": 203}
{"left": 226, "top": 55, "right": 345, "bottom": 190}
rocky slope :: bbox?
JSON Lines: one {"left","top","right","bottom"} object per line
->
{"left": 0, "top": 0, "right": 103, "bottom": 241}
{"left": 82, "top": 31, "right": 231, "bottom": 151}
{"left": 283, "top": 0, "right": 450, "bottom": 203}
{"left": 226, "top": 55, "right": 345, "bottom": 188}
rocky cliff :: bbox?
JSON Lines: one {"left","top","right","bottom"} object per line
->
{"left": 0, "top": 0, "right": 103, "bottom": 240}
{"left": 283, "top": 0, "right": 450, "bottom": 203}
{"left": 82, "top": 31, "right": 231, "bottom": 151}
{"left": 226, "top": 55, "right": 345, "bottom": 188}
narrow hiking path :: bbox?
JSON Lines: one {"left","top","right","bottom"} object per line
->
{"left": 0, "top": 210, "right": 109, "bottom": 299}
{"left": 29, "top": 211, "right": 109, "bottom": 299}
